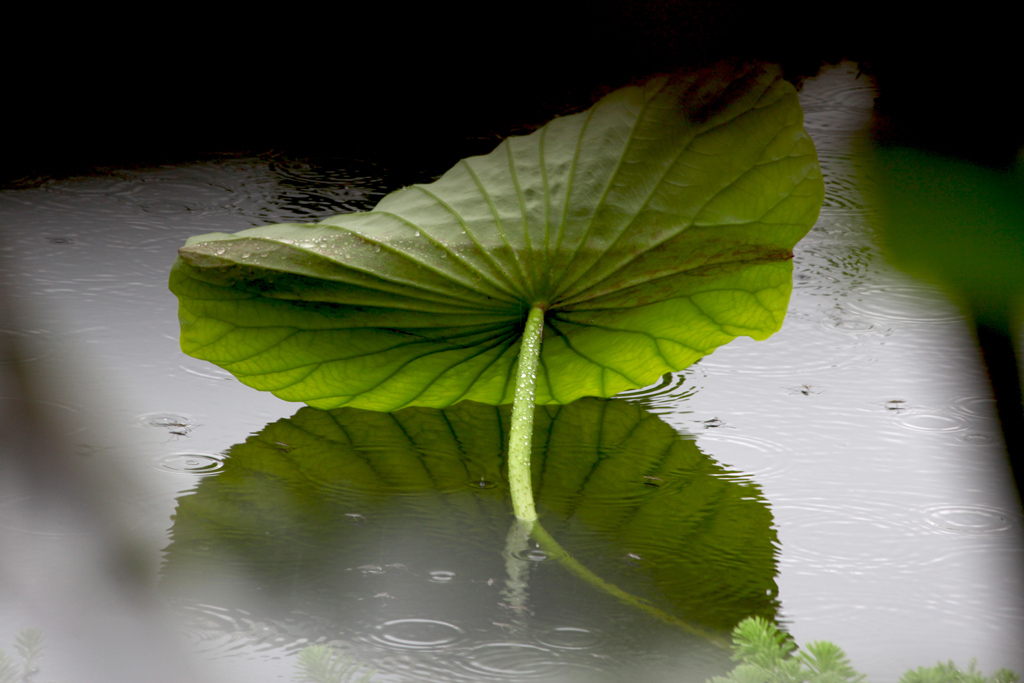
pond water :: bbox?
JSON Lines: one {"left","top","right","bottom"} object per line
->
{"left": 1, "top": 63, "right": 1022, "bottom": 682}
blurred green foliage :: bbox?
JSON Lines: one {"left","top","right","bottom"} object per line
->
{"left": 866, "top": 145, "right": 1024, "bottom": 327}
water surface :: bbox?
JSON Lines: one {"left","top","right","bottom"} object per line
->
{"left": 1, "top": 63, "right": 1022, "bottom": 682}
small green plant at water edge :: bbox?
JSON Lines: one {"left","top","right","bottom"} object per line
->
{"left": 710, "top": 617, "right": 864, "bottom": 683}
{"left": 711, "top": 617, "right": 1019, "bottom": 683}
{"left": 899, "top": 661, "right": 1020, "bottom": 683}
{"left": 294, "top": 645, "right": 374, "bottom": 683}
{"left": 0, "top": 628, "right": 47, "bottom": 683}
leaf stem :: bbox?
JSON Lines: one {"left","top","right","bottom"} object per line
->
{"left": 508, "top": 304, "right": 545, "bottom": 522}
{"left": 504, "top": 307, "right": 727, "bottom": 648}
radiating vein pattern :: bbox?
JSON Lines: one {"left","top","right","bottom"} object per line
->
{"left": 171, "top": 62, "right": 822, "bottom": 410}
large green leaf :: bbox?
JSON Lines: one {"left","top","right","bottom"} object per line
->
{"left": 171, "top": 63, "right": 822, "bottom": 410}
{"left": 163, "top": 397, "right": 779, "bottom": 633}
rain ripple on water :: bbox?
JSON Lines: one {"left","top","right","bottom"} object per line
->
{"left": 369, "top": 618, "right": 466, "bottom": 651}
{"left": 923, "top": 506, "right": 1016, "bottom": 534}
{"left": 156, "top": 452, "right": 225, "bottom": 476}
{"left": 457, "top": 641, "right": 607, "bottom": 681}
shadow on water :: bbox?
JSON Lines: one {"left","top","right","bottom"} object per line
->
{"left": 161, "top": 397, "right": 778, "bottom": 681}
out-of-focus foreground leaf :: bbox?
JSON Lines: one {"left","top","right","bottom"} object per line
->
{"left": 864, "top": 146, "right": 1024, "bottom": 495}
{"left": 865, "top": 146, "right": 1024, "bottom": 325}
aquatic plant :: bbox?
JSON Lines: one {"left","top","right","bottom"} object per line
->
{"left": 0, "top": 628, "right": 46, "bottom": 683}
{"left": 711, "top": 617, "right": 865, "bottom": 683}
{"left": 712, "top": 617, "right": 1020, "bottom": 683}
{"left": 899, "top": 660, "right": 1021, "bottom": 683}
{"left": 170, "top": 62, "right": 823, "bottom": 522}
{"left": 294, "top": 645, "right": 374, "bottom": 683}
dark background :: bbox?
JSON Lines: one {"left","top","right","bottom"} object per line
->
{"left": 4, "top": 1, "right": 1017, "bottom": 186}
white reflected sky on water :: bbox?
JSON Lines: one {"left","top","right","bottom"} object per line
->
{"left": 0, "top": 62, "right": 1022, "bottom": 682}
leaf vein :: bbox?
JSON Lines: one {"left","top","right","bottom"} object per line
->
{"left": 461, "top": 159, "right": 530, "bottom": 296}
{"left": 326, "top": 214, "right": 517, "bottom": 306}
{"left": 389, "top": 331, "right": 520, "bottom": 410}
{"left": 544, "top": 319, "right": 647, "bottom": 387}
{"left": 554, "top": 81, "right": 794, "bottom": 302}
{"left": 409, "top": 185, "right": 521, "bottom": 296}
{"left": 548, "top": 316, "right": 696, "bottom": 364}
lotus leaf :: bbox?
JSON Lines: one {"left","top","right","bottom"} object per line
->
{"left": 170, "top": 63, "right": 822, "bottom": 412}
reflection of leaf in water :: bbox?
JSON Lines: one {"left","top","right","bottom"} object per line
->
{"left": 163, "top": 398, "right": 778, "bottom": 633}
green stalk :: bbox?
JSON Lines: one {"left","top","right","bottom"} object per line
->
{"left": 507, "top": 304, "right": 545, "bottom": 522}
{"left": 504, "top": 307, "right": 728, "bottom": 646}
